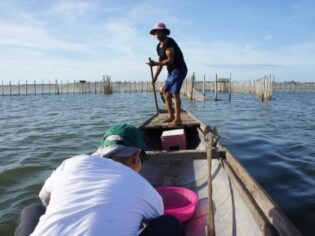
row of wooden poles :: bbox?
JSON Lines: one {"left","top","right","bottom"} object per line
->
{"left": 0, "top": 78, "right": 114, "bottom": 96}
{"left": 0, "top": 77, "right": 204, "bottom": 97}
{"left": 0, "top": 75, "right": 269, "bottom": 102}
{"left": 231, "top": 75, "right": 274, "bottom": 102}
{"left": 182, "top": 73, "right": 232, "bottom": 101}
{"left": 184, "top": 74, "right": 314, "bottom": 101}
{"left": 182, "top": 73, "right": 276, "bottom": 102}
{"left": 273, "top": 81, "right": 315, "bottom": 91}
{"left": 2, "top": 75, "right": 314, "bottom": 100}
{"left": 0, "top": 79, "right": 178, "bottom": 96}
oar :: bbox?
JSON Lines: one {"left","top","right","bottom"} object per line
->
{"left": 148, "top": 57, "right": 159, "bottom": 112}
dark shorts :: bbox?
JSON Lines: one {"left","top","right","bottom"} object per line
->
{"left": 164, "top": 68, "right": 188, "bottom": 94}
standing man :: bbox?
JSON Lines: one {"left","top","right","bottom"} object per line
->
{"left": 14, "top": 124, "right": 184, "bottom": 236}
{"left": 147, "top": 22, "right": 188, "bottom": 127}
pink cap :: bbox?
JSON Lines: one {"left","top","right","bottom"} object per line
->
{"left": 150, "top": 22, "right": 170, "bottom": 35}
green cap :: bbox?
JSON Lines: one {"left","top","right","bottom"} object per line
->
{"left": 102, "top": 124, "right": 147, "bottom": 161}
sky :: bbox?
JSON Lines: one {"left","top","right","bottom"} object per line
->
{"left": 0, "top": 0, "right": 314, "bottom": 84}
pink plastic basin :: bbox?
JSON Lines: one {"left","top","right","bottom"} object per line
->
{"left": 156, "top": 186, "right": 199, "bottom": 222}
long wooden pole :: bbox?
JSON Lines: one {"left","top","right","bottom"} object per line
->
{"left": 148, "top": 57, "right": 159, "bottom": 112}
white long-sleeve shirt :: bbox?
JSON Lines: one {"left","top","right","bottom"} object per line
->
{"left": 31, "top": 155, "right": 163, "bottom": 236}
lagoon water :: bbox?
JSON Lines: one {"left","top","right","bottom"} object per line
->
{"left": 0, "top": 91, "right": 314, "bottom": 235}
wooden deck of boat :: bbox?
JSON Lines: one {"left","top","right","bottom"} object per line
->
{"left": 142, "top": 111, "right": 200, "bottom": 129}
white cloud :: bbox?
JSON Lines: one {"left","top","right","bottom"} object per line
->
{"left": 0, "top": 22, "right": 88, "bottom": 52}
{"left": 0, "top": 55, "right": 153, "bottom": 83}
{"left": 182, "top": 40, "right": 315, "bottom": 81}
{"left": 0, "top": 1, "right": 314, "bottom": 83}
{"left": 52, "top": 1, "right": 96, "bottom": 14}
{"left": 102, "top": 21, "right": 138, "bottom": 57}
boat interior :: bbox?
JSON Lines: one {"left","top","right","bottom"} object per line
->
{"left": 138, "top": 110, "right": 300, "bottom": 236}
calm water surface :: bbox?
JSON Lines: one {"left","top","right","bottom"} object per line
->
{"left": 0, "top": 91, "right": 314, "bottom": 235}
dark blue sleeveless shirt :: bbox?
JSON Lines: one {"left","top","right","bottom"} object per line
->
{"left": 156, "top": 37, "right": 187, "bottom": 74}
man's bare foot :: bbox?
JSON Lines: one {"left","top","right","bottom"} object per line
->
{"left": 163, "top": 117, "right": 175, "bottom": 123}
{"left": 168, "top": 119, "right": 182, "bottom": 127}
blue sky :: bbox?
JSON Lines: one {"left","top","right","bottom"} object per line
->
{"left": 0, "top": 0, "right": 314, "bottom": 83}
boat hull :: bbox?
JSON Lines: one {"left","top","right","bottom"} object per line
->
{"left": 139, "top": 109, "right": 301, "bottom": 236}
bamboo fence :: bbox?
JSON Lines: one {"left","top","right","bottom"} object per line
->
{"left": 181, "top": 73, "right": 206, "bottom": 101}
{"left": 230, "top": 75, "right": 274, "bottom": 101}
{"left": 1, "top": 76, "right": 314, "bottom": 101}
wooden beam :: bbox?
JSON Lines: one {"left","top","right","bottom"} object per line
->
{"left": 147, "top": 150, "right": 207, "bottom": 160}
{"left": 205, "top": 131, "right": 215, "bottom": 236}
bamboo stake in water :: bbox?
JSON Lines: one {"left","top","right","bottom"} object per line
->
{"left": 191, "top": 73, "right": 195, "bottom": 100}
{"left": 203, "top": 75, "right": 206, "bottom": 99}
{"left": 229, "top": 72, "right": 231, "bottom": 101}
{"left": 215, "top": 74, "right": 218, "bottom": 101}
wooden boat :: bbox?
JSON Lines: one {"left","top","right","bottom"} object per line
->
{"left": 139, "top": 109, "right": 301, "bottom": 236}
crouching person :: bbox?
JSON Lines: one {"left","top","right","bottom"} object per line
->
{"left": 15, "top": 124, "right": 184, "bottom": 236}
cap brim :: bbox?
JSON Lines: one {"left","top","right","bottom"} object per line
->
{"left": 92, "top": 145, "right": 140, "bottom": 158}
{"left": 150, "top": 29, "right": 170, "bottom": 35}
{"left": 114, "top": 146, "right": 141, "bottom": 158}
